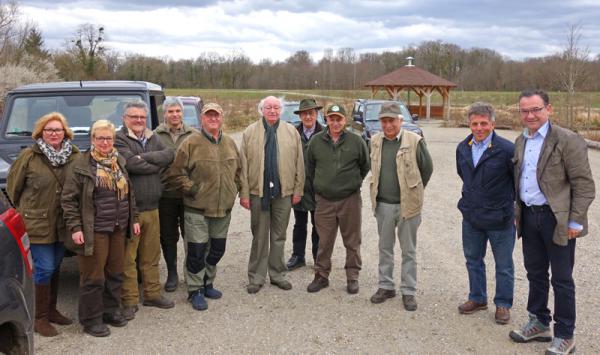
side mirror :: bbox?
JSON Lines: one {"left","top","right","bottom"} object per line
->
{"left": 411, "top": 113, "right": 419, "bottom": 121}
{"left": 353, "top": 114, "right": 363, "bottom": 123}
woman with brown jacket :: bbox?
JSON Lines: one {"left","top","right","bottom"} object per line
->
{"left": 61, "top": 119, "right": 140, "bottom": 337}
{"left": 7, "top": 112, "right": 80, "bottom": 337}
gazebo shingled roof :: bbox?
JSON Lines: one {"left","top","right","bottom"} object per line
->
{"left": 365, "top": 62, "right": 457, "bottom": 119}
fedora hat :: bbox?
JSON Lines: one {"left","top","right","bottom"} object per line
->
{"left": 293, "top": 99, "right": 323, "bottom": 114}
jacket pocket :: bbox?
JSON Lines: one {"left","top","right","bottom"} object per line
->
{"left": 22, "top": 208, "right": 50, "bottom": 238}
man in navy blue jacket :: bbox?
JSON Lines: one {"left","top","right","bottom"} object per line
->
{"left": 456, "top": 102, "right": 516, "bottom": 325}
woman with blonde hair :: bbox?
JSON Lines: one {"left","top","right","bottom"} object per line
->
{"left": 61, "top": 119, "right": 140, "bottom": 337}
{"left": 7, "top": 112, "right": 80, "bottom": 337}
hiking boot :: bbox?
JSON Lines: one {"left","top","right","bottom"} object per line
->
{"left": 545, "top": 337, "right": 576, "bottom": 355}
{"left": 286, "top": 255, "right": 306, "bottom": 270}
{"left": 458, "top": 300, "right": 488, "bottom": 314}
{"left": 402, "top": 295, "right": 418, "bottom": 311}
{"left": 102, "top": 311, "right": 128, "bottom": 327}
{"left": 495, "top": 307, "right": 510, "bottom": 324}
{"left": 204, "top": 285, "right": 223, "bottom": 299}
{"left": 347, "top": 280, "right": 359, "bottom": 294}
{"left": 189, "top": 290, "right": 208, "bottom": 311}
{"left": 370, "top": 288, "right": 396, "bottom": 304}
{"left": 509, "top": 314, "right": 552, "bottom": 343}
{"left": 84, "top": 324, "right": 110, "bottom": 337}
{"left": 247, "top": 284, "right": 262, "bottom": 294}
{"left": 270, "top": 279, "right": 293, "bottom": 290}
{"left": 143, "top": 295, "right": 174, "bottom": 309}
{"left": 122, "top": 305, "right": 138, "bottom": 321}
{"left": 307, "top": 276, "right": 329, "bottom": 293}
{"left": 164, "top": 271, "right": 179, "bottom": 292}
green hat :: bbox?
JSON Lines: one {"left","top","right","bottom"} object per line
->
{"left": 325, "top": 103, "right": 346, "bottom": 118}
{"left": 201, "top": 102, "right": 223, "bottom": 115}
{"left": 378, "top": 102, "right": 403, "bottom": 120}
{"left": 293, "top": 99, "right": 323, "bottom": 114}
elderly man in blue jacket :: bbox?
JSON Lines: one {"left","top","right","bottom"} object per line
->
{"left": 456, "top": 102, "right": 515, "bottom": 325}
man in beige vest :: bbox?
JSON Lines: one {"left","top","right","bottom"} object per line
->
{"left": 369, "top": 102, "right": 432, "bottom": 311}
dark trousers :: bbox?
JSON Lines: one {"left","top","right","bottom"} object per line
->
{"left": 521, "top": 206, "right": 576, "bottom": 339}
{"left": 77, "top": 228, "right": 125, "bottom": 327}
{"left": 159, "top": 197, "right": 185, "bottom": 248}
{"left": 292, "top": 209, "right": 319, "bottom": 261}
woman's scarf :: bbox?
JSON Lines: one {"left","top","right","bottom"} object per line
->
{"left": 90, "top": 146, "right": 129, "bottom": 200}
{"left": 36, "top": 138, "right": 73, "bottom": 167}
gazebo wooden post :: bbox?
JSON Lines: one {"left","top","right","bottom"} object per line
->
{"left": 425, "top": 87, "right": 433, "bottom": 119}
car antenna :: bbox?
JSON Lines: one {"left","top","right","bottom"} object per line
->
{"left": 79, "top": 80, "right": 83, "bottom": 88}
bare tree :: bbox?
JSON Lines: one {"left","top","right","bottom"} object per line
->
{"left": 559, "top": 23, "right": 590, "bottom": 128}
{"left": 72, "top": 23, "right": 106, "bottom": 79}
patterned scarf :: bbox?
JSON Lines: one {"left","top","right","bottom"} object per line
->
{"left": 36, "top": 138, "right": 73, "bottom": 167}
{"left": 90, "top": 146, "right": 129, "bottom": 200}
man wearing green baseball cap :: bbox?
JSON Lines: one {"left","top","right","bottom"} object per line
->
{"left": 306, "top": 103, "right": 370, "bottom": 295}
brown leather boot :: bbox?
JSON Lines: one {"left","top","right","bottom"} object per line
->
{"left": 49, "top": 272, "right": 73, "bottom": 325}
{"left": 35, "top": 284, "right": 59, "bottom": 337}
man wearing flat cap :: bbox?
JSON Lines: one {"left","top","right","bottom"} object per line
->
{"left": 168, "top": 103, "right": 241, "bottom": 311}
{"left": 286, "top": 99, "right": 324, "bottom": 271}
{"left": 306, "top": 103, "right": 370, "bottom": 295}
{"left": 369, "top": 102, "right": 433, "bottom": 311}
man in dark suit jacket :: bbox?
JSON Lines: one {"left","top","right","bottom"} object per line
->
{"left": 509, "top": 89, "right": 595, "bottom": 355}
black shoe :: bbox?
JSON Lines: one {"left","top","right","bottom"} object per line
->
{"left": 102, "top": 311, "right": 128, "bottom": 327}
{"left": 122, "top": 305, "right": 138, "bottom": 321}
{"left": 347, "top": 280, "right": 359, "bottom": 294}
{"left": 84, "top": 324, "right": 110, "bottom": 337}
{"left": 164, "top": 271, "right": 179, "bottom": 292}
{"left": 286, "top": 255, "right": 306, "bottom": 270}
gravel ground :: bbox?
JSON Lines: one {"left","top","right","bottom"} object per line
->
{"left": 36, "top": 121, "right": 600, "bottom": 354}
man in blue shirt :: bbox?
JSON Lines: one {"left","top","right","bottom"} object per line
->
{"left": 509, "top": 90, "right": 595, "bottom": 355}
{"left": 456, "top": 102, "right": 515, "bottom": 324}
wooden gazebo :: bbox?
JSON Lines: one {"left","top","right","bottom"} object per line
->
{"left": 365, "top": 58, "right": 457, "bottom": 119}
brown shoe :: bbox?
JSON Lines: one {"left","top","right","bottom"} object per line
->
{"left": 34, "top": 284, "right": 59, "bottom": 337}
{"left": 307, "top": 276, "right": 329, "bottom": 293}
{"left": 495, "top": 307, "right": 510, "bottom": 324}
{"left": 347, "top": 280, "right": 359, "bottom": 294}
{"left": 143, "top": 295, "right": 174, "bottom": 309}
{"left": 402, "top": 295, "right": 418, "bottom": 311}
{"left": 370, "top": 288, "right": 396, "bottom": 304}
{"left": 458, "top": 300, "right": 488, "bottom": 314}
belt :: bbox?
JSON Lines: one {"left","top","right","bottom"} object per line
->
{"left": 523, "top": 204, "right": 550, "bottom": 213}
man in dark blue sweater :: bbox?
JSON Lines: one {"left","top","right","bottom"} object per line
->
{"left": 456, "top": 102, "right": 515, "bottom": 325}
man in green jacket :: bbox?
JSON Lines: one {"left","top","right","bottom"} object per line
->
{"left": 306, "top": 103, "right": 370, "bottom": 295}
{"left": 154, "top": 97, "right": 196, "bottom": 292}
{"left": 168, "top": 103, "right": 241, "bottom": 311}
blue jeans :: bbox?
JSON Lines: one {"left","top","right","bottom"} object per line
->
{"left": 30, "top": 242, "right": 65, "bottom": 285}
{"left": 462, "top": 220, "right": 515, "bottom": 308}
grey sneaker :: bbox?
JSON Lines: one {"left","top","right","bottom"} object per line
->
{"left": 545, "top": 337, "right": 576, "bottom": 355}
{"left": 509, "top": 314, "right": 552, "bottom": 343}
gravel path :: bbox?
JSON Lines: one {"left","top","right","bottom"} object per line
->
{"left": 36, "top": 121, "right": 600, "bottom": 354}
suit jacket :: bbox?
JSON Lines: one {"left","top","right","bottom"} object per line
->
{"left": 513, "top": 123, "right": 595, "bottom": 246}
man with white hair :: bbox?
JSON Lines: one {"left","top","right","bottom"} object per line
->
{"left": 239, "top": 96, "right": 304, "bottom": 294}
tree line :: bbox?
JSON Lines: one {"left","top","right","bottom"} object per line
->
{"left": 1, "top": 1, "right": 598, "bottom": 98}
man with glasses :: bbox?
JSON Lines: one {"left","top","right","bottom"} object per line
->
{"left": 154, "top": 97, "right": 196, "bottom": 292}
{"left": 286, "top": 99, "right": 324, "bottom": 271}
{"left": 509, "top": 90, "right": 595, "bottom": 355}
{"left": 240, "top": 96, "right": 304, "bottom": 294}
{"left": 115, "top": 100, "right": 175, "bottom": 320}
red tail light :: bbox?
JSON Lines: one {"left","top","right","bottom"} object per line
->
{"left": 0, "top": 208, "right": 33, "bottom": 277}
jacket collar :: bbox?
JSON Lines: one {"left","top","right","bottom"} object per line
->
{"left": 121, "top": 124, "right": 153, "bottom": 140}
{"left": 296, "top": 121, "right": 323, "bottom": 137}
{"left": 154, "top": 122, "right": 193, "bottom": 135}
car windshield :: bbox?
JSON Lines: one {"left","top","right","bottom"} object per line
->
{"left": 280, "top": 103, "right": 325, "bottom": 126}
{"left": 4, "top": 94, "right": 144, "bottom": 137}
{"left": 365, "top": 102, "right": 413, "bottom": 123}
{"left": 182, "top": 103, "right": 200, "bottom": 128}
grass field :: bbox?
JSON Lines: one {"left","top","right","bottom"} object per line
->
{"left": 166, "top": 89, "right": 600, "bottom": 133}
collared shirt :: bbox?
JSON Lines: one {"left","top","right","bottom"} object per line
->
{"left": 303, "top": 124, "right": 316, "bottom": 139}
{"left": 519, "top": 121, "right": 549, "bottom": 206}
{"left": 168, "top": 125, "right": 185, "bottom": 144}
{"left": 383, "top": 130, "right": 402, "bottom": 142}
{"left": 470, "top": 132, "right": 493, "bottom": 166}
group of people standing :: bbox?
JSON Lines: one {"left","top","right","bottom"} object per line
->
{"left": 6, "top": 89, "right": 594, "bottom": 355}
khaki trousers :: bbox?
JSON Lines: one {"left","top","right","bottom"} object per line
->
{"left": 77, "top": 228, "right": 125, "bottom": 326}
{"left": 314, "top": 192, "right": 362, "bottom": 281}
{"left": 247, "top": 195, "right": 292, "bottom": 285}
{"left": 122, "top": 209, "right": 162, "bottom": 306}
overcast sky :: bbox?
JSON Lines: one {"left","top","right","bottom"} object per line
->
{"left": 20, "top": 0, "right": 600, "bottom": 63}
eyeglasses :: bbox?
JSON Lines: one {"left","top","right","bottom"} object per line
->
{"left": 264, "top": 106, "right": 281, "bottom": 111}
{"left": 43, "top": 128, "right": 64, "bottom": 134}
{"left": 126, "top": 114, "right": 147, "bottom": 121}
{"left": 94, "top": 136, "right": 114, "bottom": 142}
{"left": 519, "top": 106, "right": 546, "bottom": 116}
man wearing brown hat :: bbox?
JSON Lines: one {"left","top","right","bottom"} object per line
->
{"left": 368, "top": 102, "right": 432, "bottom": 311}
{"left": 286, "top": 99, "right": 324, "bottom": 270}
{"left": 168, "top": 103, "right": 241, "bottom": 310}
{"left": 306, "top": 103, "right": 370, "bottom": 294}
